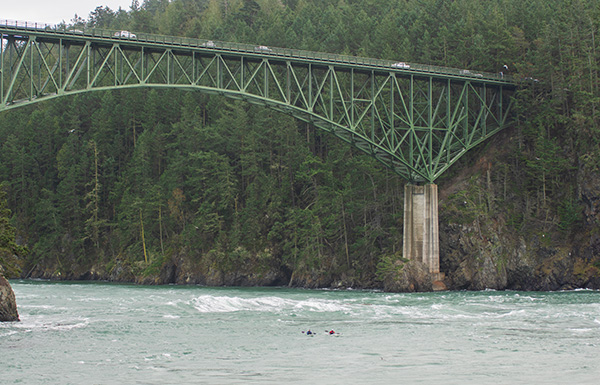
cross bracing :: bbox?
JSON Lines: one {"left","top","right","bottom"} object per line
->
{"left": 0, "top": 21, "right": 516, "bottom": 183}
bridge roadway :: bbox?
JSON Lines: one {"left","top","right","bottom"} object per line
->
{"left": 0, "top": 20, "right": 518, "bottom": 283}
{"left": 0, "top": 20, "right": 514, "bottom": 84}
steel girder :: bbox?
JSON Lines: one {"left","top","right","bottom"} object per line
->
{"left": 0, "top": 25, "right": 516, "bottom": 183}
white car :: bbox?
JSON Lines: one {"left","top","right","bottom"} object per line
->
{"left": 202, "top": 40, "right": 216, "bottom": 48}
{"left": 460, "top": 69, "right": 484, "bottom": 78}
{"left": 114, "top": 30, "right": 136, "bottom": 39}
{"left": 255, "top": 45, "right": 272, "bottom": 52}
{"left": 392, "top": 62, "right": 410, "bottom": 69}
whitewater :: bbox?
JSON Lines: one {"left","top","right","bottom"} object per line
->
{"left": 1, "top": 281, "right": 599, "bottom": 384}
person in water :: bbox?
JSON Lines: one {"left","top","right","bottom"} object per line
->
{"left": 303, "top": 329, "right": 337, "bottom": 335}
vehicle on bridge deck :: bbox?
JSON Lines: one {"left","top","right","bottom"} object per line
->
{"left": 392, "top": 62, "right": 410, "bottom": 69}
{"left": 114, "top": 30, "right": 136, "bottom": 39}
{"left": 460, "top": 69, "right": 483, "bottom": 78}
{"left": 255, "top": 45, "right": 272, "bottom": 52}
{"left": 201, "top": 40, "right": 216, "bottom": 48}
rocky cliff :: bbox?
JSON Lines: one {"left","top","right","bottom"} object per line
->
{"left": 435, "top": 131, "right": 600, "bottom": 292}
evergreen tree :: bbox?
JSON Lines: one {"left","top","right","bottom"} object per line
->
{"left": 0, "top": 186, "right": 28, "bottom": 278}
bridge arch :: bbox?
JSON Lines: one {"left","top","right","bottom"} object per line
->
{"left": 1, "top": 22, "right": 516, "bottom": 184}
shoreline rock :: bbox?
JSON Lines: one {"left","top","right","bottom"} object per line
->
{"left": 0, "top": 275, "right": 20, "bottom": 322}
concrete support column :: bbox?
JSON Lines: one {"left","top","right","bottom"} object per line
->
{"left": 403, "top": 184, "right": 440, "bottom": 276}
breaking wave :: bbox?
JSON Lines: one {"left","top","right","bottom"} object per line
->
{"left": 190, "top": 295, "right": 353, "bottom": 313}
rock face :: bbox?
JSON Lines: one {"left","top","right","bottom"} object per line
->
{"left": 382, "top": 260, "right": 435, "bottom": 292}
{"left": 0, "top": 275, "right": 19, "bottom": 322}
{"left": 435, "top": 132, "right": 600, "bottom": 292}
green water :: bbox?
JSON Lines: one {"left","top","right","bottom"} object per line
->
{"left": 1, "top": 281, "right": 599, "bottom": 384}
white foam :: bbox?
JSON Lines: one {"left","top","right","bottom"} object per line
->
{"left": 42, "top": 320, "right": 89, "bottom": 331}
{"left": 18, "top": 304, "right": 56, "bottom": 309}
{"left": 0, "top": 330, "right": 19, "bottom": 337}
{"left": 11, "top": 315, "right": 90, "bottom": 332}
{"left": 190, "top": 295, "right": 352, "bottom": 313}
{"left": 486, "top": 309, "right": 527, "bottom": 318}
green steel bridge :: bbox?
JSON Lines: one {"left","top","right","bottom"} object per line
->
{"left": 0, "top": 20, "right": 516, "bottom": 184}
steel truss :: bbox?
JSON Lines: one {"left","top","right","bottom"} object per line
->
{"left": 1, "top": 25, "right": 515, "bottom": 182}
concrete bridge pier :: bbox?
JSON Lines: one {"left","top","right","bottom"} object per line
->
{"left": 403, "top": 184, "right": 443, "bottom": 281}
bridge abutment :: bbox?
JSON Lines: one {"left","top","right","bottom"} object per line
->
{"left": 403, "top": 184, "right": 443, "bottom": 281}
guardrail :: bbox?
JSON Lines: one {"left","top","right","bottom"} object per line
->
{"left": 0, "top": 19, "right": 514, "bottom": 83}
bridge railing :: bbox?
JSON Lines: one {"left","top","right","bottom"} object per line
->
{"left": 0, "top": 19, "right": 513, "bottom": 83}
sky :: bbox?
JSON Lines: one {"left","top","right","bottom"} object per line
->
{"left": 3, "top": 1, "right": 134, "bottom": 25}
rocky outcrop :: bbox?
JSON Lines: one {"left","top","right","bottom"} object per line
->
{"left": 0, "top": 275, "right": 19, "bottom": 322}
{"left": 381, "top": 260, "right": 436, "bottom": 292}
{"left": 438, "top": 190, "right": 600, "bottom": 291}
{"left": 440, "top": 228, "right": 600, "bottom": 291}
{"left": 24, "top": 251, "right": 291, "bottom": 288}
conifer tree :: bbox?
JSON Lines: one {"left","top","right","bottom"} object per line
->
{"left": 0, "top": 186, "right": 27, "bottom": 278}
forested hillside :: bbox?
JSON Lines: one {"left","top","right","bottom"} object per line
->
{"left": 1, "top": 0, "right": 600, "bottom": 290}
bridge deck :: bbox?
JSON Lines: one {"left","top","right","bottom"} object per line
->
{"left": 0, "top": 19, "right": 515, "bottom": 86}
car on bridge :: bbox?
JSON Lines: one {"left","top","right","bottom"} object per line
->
{"left": 114, "top": 30, "right": 136, "bottom": 39}
{"left": 392, "top": 62, "right": 410, "bottom": 69}
{"left": 460, "top": 69, "right": 483, "bottom": 78}
{"left": 255, "top": 45, "right": 272, "bottom": 52}
{"left": 201, "top": 40, "right": 216, "bottom": 48}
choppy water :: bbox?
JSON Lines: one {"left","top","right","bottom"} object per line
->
{"left": 1, "top": 281, "right": 599, "bottom": 384}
